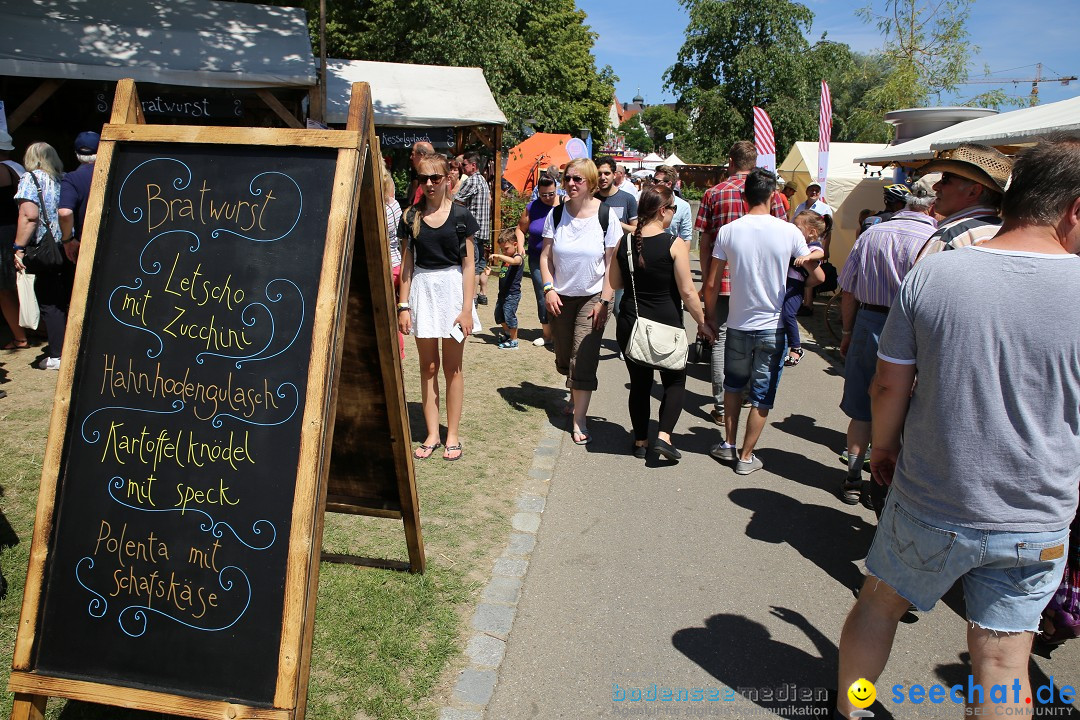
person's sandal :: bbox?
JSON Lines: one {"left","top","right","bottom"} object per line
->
{"left": 413, "top": 442, "right": 442, "bottom": 460}
{"left": 839, "top": 477, "right": 862, "bottom": 505}
{"left": 784, "top": 347, "right": 804, "bottom": 367}
{"left": 443, "top": 444, "right": 463, "bottom": 461}
{"left": 2, "top": 340, "right": 29, "bottom": 351}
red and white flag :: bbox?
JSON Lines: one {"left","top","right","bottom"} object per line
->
{"left": 753, "top": 106, "right": 776, "bottom": 173}
{"left": 817, "top": 80, "right": 832, "bottom": 189}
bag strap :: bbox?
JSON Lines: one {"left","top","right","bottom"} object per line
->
{"left": 452, "top": 203, "right": 469, "bottom": 260}
{"left": 624, "top": 231, "right": 640, "bottom": 316}
{"left": 26, "top": 171, "right": 56, "bottom": 243}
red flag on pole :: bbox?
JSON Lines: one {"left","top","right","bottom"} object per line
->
{"left": 753, "top": 106, "right": 776, "bottom": 173}
{"left": 817, "top": 80, "right": 832, "bottom": 189}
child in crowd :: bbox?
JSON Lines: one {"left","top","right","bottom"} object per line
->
{"left": 782, "top": 210, "right": 826, "bottom": 366}
{"left": 486, "top": 228, "right": 524, "bottom": 349}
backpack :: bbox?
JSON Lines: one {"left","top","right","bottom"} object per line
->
{"left": 551, "top": 199, "right": 610, "bottom": 237}
{"left": 402, "top": 203, "right": 470, "bottom": 261}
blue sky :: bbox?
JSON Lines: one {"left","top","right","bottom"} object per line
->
{"left": 578, "top": 0, "right": 1080, "bottom": 110}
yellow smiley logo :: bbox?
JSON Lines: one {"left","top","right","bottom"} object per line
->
{"left": 847, "top": 678, "right": 876, "bottom": 709}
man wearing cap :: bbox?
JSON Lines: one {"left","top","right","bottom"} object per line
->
{"left": 914, "top": 143, "right": 1012, "bottom": 259}
{"left": 58, "top": 131, "right": 100, "bottom": 263}
{"left": 835, "top": 181, "right": 937, "bottom": 510}
{"left": 794, "top": 181, "right": 833, "bottom": 219}
{"left": 835, "top": 137, "right": 1080, "bottom": 720}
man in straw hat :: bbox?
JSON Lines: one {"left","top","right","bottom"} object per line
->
{"left": 915, "top": 143, "right": 1013, "bottom": 259}
{"left": 834, "top": 136, "right": 1080, "bottom": 719}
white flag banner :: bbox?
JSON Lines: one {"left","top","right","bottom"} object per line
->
{"left": 665, "top": 132, "right": 674, "bottom": 140}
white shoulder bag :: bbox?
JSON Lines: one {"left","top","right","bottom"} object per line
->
{"left": 622, "top": 232, "right": 688, "bottom": 371}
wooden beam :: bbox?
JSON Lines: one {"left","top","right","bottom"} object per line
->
{"left": 493, "top": 124, "right": 504, "bottom": 240}
{"left": 7, "top": 80, "right": 64, "bottom": 132}
{"left": 256, "top": 89, "right": 304, "bottom": 129}
{"left": 101, "top": 125, "right": 361, "bottom": 149}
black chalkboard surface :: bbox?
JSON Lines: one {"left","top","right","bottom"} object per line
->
{"left": 32, "top": 143, "right": 335, "bottom": 704}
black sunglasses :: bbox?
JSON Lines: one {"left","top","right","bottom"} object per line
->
{"left": 417, "top": 173, "right": 445, "bottom": 184}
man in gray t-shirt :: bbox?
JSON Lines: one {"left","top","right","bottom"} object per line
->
{"left": 835, "top": 138, "right": 1080, "bottom": 720}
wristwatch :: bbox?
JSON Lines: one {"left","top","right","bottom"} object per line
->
{"left": 599, "top": 298, "right": 612, "bottom": 309}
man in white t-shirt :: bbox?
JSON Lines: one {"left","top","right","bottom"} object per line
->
{"left": 704, "top": 168, "right": 812, "bottom": 475}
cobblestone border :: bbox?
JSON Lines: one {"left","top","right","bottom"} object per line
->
{"left": 438, "top": 421, "right": 564, "bottom": 720}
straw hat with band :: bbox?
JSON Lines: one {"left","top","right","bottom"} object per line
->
{"left": 917, "top": 143, "right": 1013, "bottom": 194}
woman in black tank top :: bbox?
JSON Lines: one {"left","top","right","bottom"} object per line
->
{"left": 610, "top": 186, "right": 713, "bottom": 461}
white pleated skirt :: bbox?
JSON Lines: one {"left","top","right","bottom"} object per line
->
{"left": 408, "top": 265, "right": 483, "bottom": 339}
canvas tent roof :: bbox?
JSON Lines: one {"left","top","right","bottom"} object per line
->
{"left": 0, "top": 0, "right": 315, "bottom": 88}
{"left": 778, "top": 142, "right": 892, "bottom": 269}
{"left": 855, "top": 94, "right": 1080, "bottom": 165}
{"left": 779, "top": 142, "right": 888, "bottom": 178}
{"left": 664, "top": 153, "right": 685, "bottom": 166}
{"left": 325, "top": 59, "right": 506, "bottom": 127}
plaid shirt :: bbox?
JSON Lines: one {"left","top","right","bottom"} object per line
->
{"left": 455, "top": 172, "right": 491, "bottom": 241}
{"left": 695, "top": 173, "right": 787, "bottom": 295}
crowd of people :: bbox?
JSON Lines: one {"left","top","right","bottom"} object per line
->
{"left": 1, "top": 129, "right": 97, "bottom": 391}
{"left": 389, "top": 134, "right": 1080, "bottom": 719}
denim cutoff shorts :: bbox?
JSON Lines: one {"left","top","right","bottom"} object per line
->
{"left": 866, "top": 491, "right": 1070, "bottom": 633}
{"left": 840, "top": 308, "right": 888, "bottom": 422}
{"left": 722, "top": 327, "right": 787, "bottom": 410}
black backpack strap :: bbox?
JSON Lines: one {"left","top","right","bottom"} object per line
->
{"left": 453, "top": 204, "right": 470, "bottom": 260}
{"left": 552, "top": 201, "right": 609, "bottom": 238}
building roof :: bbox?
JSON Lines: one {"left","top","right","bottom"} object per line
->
{"left": 324, "top": 59, "right": 505, "bottom": 127}
{"left": 0, "top": 0, "right": 316, "bottom": 88}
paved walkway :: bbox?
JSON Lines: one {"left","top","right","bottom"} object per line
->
{"left": 479, "top": 308, "right": 1080, "bottom": 719}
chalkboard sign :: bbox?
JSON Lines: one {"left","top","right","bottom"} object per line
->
{"left": 7, "top": 79, "right": 409, "bottom": 720}
{"left": 30, "top": 140, "right": 332, "bottom": 702}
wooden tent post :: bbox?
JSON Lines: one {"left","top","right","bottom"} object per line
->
{"left": 493, "top": 124, "right": 503, "bottom": 238}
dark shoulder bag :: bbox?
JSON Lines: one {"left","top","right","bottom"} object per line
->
{"left": 22, "top": 172, "right": 64, "bottom": 274}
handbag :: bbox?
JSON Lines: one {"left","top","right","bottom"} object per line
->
{"left": 16, "top": 271, "right": 39, "bottom": 330}
{"left": 622, "top": 232, "right": 688, "bottom": 371}
{"left": 21, "top": 172, "right": 64, "bottom": 275}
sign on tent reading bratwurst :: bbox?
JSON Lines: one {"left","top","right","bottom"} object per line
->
{"left": 32, "top": 143, "right": 335, "bottom": 704}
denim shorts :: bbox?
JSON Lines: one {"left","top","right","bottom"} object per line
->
{"left": 866, "top": 491, "right": 1070, "bottom": 632}
{"left": 840, "top": 308, "right": 888, "bottom": 422}
{"left": 722, "top": 327, "right": 787, "bottom": 410}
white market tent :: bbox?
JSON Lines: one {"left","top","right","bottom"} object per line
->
{"left": 664, "top": 153, "right": 686, "bottom": 166}
{"left": 324, "top": 59, "right": 506, "bottom": 128}
{"left": 0, "top": 0, "right": 315, "bottom": 89}
{"left": 0, "top": 0, "right": 315, "bottom": 130}
{"left": 779, "top": 142, "right": 893, "bottom": 266}
{"left": 854, "top": 95, "right": 1080, "bottom": 166}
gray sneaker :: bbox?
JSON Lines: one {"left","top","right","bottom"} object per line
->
{"left": 710, "top": 443, "right": 737, "bottom": 462}
{"left": 734, "top": 454, "right": 764, "bottom": 475}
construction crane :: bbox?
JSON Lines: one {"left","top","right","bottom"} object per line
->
{"left": 958, "top": 63, "right": 1076, "bottom": 106}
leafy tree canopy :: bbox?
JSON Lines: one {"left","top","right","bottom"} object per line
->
{"left": 239, "top": 0, "right": 616, "bottom": 148}
{"left": 666, "top": 0, "right": 827, "bottom": 162}
{"left": 617, "top": 117, "right": 653, "bottom": 154}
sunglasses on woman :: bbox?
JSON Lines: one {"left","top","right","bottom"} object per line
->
{"left": 418, "top": 173, "right": 445, "bottom": 184}
{"left": 566, "top": 175, "right": 587, "bottom": 185}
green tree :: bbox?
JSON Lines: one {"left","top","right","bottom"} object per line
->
{"left": 856, "top": 0, "right": 974, "bottom": 111}
{"left": 618, "top": 117, "right": 653, "bottom": 153}
{"left": 245, "top": 0, "right": 615, "bottom": 148}
{"left": 639, "top": 105, "right": 690, "bottom": 152}
{"left": 665, "top": 0, "right": 825, "bottom": 163}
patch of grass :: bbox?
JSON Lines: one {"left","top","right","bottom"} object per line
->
{"left": 0, "top": 286, "right": 563, "bottom": 720}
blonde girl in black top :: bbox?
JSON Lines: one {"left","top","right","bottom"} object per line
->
{"left": 397, "top": 154, "right": 482, "bottom": 461}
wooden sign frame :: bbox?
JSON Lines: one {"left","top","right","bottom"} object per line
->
{"left": 7, "top": 78, "right": 420, "bottom": 720}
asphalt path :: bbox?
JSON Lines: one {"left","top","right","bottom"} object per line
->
{"left": 486, "top": 300, "right": 1080, "bottom": 720}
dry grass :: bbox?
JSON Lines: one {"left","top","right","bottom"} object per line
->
{"left": 0, "top": 280, "right": 564, "bottom": 720}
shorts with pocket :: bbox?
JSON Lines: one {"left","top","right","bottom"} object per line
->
{"left": 865, "top": 491, "right": 1070, "bottom": 633}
